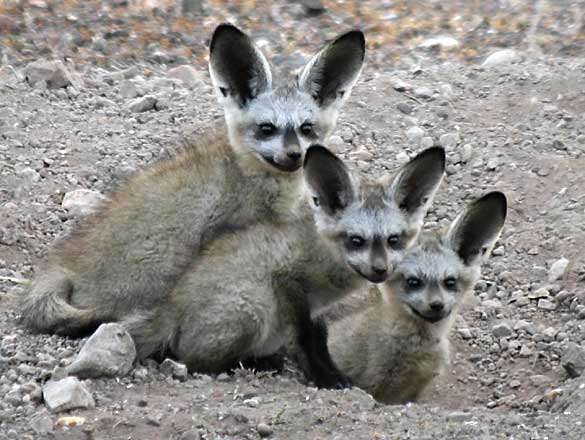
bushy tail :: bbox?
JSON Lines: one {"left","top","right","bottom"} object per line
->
{"left": 18, "top": 267, "right": 104, "bottom": 337}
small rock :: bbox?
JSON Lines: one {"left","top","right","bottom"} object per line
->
{"left": 537, "top": 299, "right": 556, "bottom": 310}
{"left": 413, "top": 86, "right": 433, "bottom": 99}
{"left": 328, "top": 135, "right": 344, "bottom": 148}
{"left": 460, "top": 144, "right": 473, "bottom": 163}
{"left": 24, "top": 59, "right": 76, "bottom": 89}
{"left": 397, "top": 102, "right": 415, "bottom": 114}
{"left": 509, "top": 380, "right": 521, "bottom": 389}
{"left": 486, "top": 157, "right": 499, "bottom": 171}
{"left": 119, "top": 80, "right": 139, "bottom": 99}
{"left": 167, "top": 65, "right": 203, "bottom": 89}
{"left": 349, "top": 148, "right": 373, "bottom": 161}
{"left": 128, "top": 95, "right": 157, "bottom": 113}
{"left": 529, "top": 287, "right": 550, "bottom": 300}
{"left": 66, "top": 323, "right": 136, "bottom": 379}
{"left": 439, "top": 133, "right": 458, "bottom": 149}
{"left": 482, "top": 50, "right": 519, "bottom": 68}
{"left": 519, "top": 345, "right": 534, "bottom": 358}
{"left": 43, "top": 377, "right": 95, "bottom": 413}
{"left": 257, "top": 423, "right": 273, "bottom": 437}
{"left": 562, "top": 343, "right": 585, "bottom": 378}
{"left": 159, "top": 359, "right": 189, "bottom": 382}
{"left": 457, "top": 328, "right": 473, "bottom": 340}
{"left": 548, "top": 258, "right": 569, "bottom": 282}
{"left": 244, "top": 398, "right": 259, "bottom": 408}
{"left": 390, "top": 77, "right": 411, "bottom": 92}
{"left": 420, "top": 136, "right": 434, "bottom": 148}
{"left": 419, "top": 36, "right": 460, "bottom": 51}
{"left": 405, "top": 126, "right": 425, "bottom": 145}
{"left": 30, "top": 410, "right": 54, "bottom": 435}
{"left": 492, "top": 246, "right": 505, "bottom": 256}
{"left": 62, "top": 189, "right": 108, "bottom": 218}
{"left": 396, "top": 151, "right": 410, "bottom": 163}
{"left": 529, "top": 374, "right": 551, "bottom": 387}
{"left": 492, "top": 322, "right": 513, "bottom": 338}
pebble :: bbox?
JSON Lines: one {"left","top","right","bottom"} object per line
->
{"left": 419, "top": 36, "right": 460, "bottom": 51}
{"left": 439, "top": 133, "right": 458, "bottom": 149}
{"left": 486, "top": 157, "right": 499, "bottom": 171}
{"left": 529, "top": 287, "right": 550, "bottom": 300}
{"left": 390, "top": 77, "right": 411, "bottom": 92}
{"left": 119, "top": 80, "right": 139, "bottom": 99}
{"left": 482, "top": 50, "right": 519, "bottom": 68}
{"left": 167, "top": 65, "right": 203, "bottom": 89}
{"left": 413, "top": 86, "right": 433, "bottom": 99}
{"left": 30, "top": 410, "right": 54, "bottom": 435}
{"left": 492, "top": 322, "right": 513, "bottom": 338}
{"left": 128, "top": 95, "right": 158, "bottom": 113}
{"left": 66, "top": 323, "right": 136, "bottom": 379}
{"left": 43, "top": 377, "right": 95, "bottom": 413}
{"left": 62, "top": 189, "right": 108, "bottom": 217}
{"left": 24, "top": 59, "right": 76, "bottom": 89}
{"left": 537, "top": 299, "right": 556, "bottom": 310}
{"left": 397, "top": 102, "right": 415, "bottom": 114}
{"left": 396, "top": 151, "right": 410, "bottom": 163}
{"left": 159, "top": 359, "right": 189, "bottom": 382}
{"left": 405, "top": 126, "right": 425, "bottom": 145}
{"left": 562, "top": 343, "right": 585, "bottom": 378}
{"left": 244, "top": 398, "right": 259, "bottom": 408}
{"left": 548, "top": 257, "right": 569, "bottom": 282}
{"left": 420, "top": 136, "right": 434, "bottom": 148}
{"left": 457, "top": 328, "right": 473, "bottom": 340}
{"left": 256, "top": 423, "right": 273, "bottom": 437}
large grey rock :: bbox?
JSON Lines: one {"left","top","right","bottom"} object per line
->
{"left": 24, "top": 59, "right": 76, "bottom": 89}
{"left": 62, "top": 189, "right": 108, "bottom": 217}
{"left": 562, "top": 343, "right": 585, "bottom": 378}
{"left": 42, "top": 377, "right": 95, "bottom": 413}
{"left": 66, "top": 323, "right": 136, "bottom": 379}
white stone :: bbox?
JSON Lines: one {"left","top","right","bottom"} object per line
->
{"left": 548, "top": 257, "right": 569, "bottom": 282}
{"left": 482, "top": 50, "right": 519, "bottom": 68}
{"left": 43, "top": 377, "right": 95, "bottom": 413}
{"left": 62, "top": 189, "right": 108, "bottom": 217}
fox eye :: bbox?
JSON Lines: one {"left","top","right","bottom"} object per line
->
{"left": 300, "top": 122, "right": 315, "bottom": 137}
{"left": 387, "top": 234, "right": 401, "bottom": 249}
{"left": 348, "top": 235, "right": 366, "bottom": 249}
{"left": 258, "top": 123, "right": 277, "bottom": 137}
{"left": 406, "top": 277, "right": 423, "bottom": 290}
{"left": 444, "top": 277, "right": 458, "bottom": 290}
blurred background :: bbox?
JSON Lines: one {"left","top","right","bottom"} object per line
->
{"left": 1, "top": 0, "right": 584, "bottom": 71}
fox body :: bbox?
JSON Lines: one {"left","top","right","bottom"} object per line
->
{"left": 329, "top": 192, "right": 507, "bottom": 402}
{"left": 123, "top": 146, "right": 446, "bottom": 388}
{"left": 20, "top": 23, "right": 366, "bottom": 337}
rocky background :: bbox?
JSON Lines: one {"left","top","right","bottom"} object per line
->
{"left": 2, "top": 0, "right": 585, "bottom": 438}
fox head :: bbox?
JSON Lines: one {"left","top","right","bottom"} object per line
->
{"left": 209, "top": 23, "right": 365, "bottom": 173}
{"left": 303, "top": 145, "right": 446, "bottom": 283}
{"left": 383, "top": 192, "right": 507, "bottom": 324}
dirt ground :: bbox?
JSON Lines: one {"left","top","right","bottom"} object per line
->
{"left": 2, "top": 0, "right": 585, "bottom": 439}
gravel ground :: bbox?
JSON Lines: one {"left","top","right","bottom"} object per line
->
{"left": 2, "top": 0, "right": 585, "bottom": 438}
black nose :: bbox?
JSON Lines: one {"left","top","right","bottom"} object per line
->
{"left": 287, "top": 151, "right": 302, "bottom": 162}
{"left": 429, "top": 301, "right": 444, "bottom": 312}
{"left": 372, "top": 266, "right": 387, "bottom": 276}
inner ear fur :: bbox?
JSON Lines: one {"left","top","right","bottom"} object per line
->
{"left": 209, "top": 23, "right": 272, "bottom": 107}
{"left": 299, "top": 30, "right": 366, "bottom": 108}
{"left": 388, "top": 146, "right": 446, "bottom": 215}
{"left": 303, "top": 145, "right": 355, "bottom": 215}
{"left": 447, "top": 192, "right": 508, "bottom": 265}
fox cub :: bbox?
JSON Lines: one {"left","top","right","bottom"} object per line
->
{"left": 123, "top": 145, "right": 446, "bottom": 389}
{"left": 329, "top": 192, "right": 507, "bottom": 402}
{"left": 20, "top": 23, "right": 365, "bottom": 337}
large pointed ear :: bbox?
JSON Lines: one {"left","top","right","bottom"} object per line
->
{"left": 447, "top": 192, "right": 508, "bottom": 266}
{"left": 387, "top": 146, "right": 446, "bottom": 222}
{"left": 209, "top": 23, "right": 272, "bottom": 108}
{"left": 298, "top": 30, "right": 365, "bottom": 109}
{"left": 303, "top": 145, "right": 356, "bottom": 216}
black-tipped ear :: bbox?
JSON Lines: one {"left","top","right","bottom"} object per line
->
{"left": 299, "top": 30, "right": 366, "bottom": 108}
{"left": 304, "top": 145, "right": 355, "bottom": 215}
{"left": 209, "top": 23, "right": 272, "bottom": 107}
{"left": 447, "top": 192, "right": 508, "bottom": 265}
{"left": 388, "top": 146, "right": 446, "bottom": 215}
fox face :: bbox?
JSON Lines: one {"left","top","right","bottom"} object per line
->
{"left": 385, "top": 192, "right": 508, "bottom": 323}
{"left": 303, "top": 146, "right": 446, "bottom": 283}
{"left": 209, "top": 24, "right": 365, "bottom": 173}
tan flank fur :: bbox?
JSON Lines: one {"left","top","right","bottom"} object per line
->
{"left": 19, "top": 23, "right": 366, "bottom": 337}
{"left": 329, "top": 192, "right": 508, "bottom": 403}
